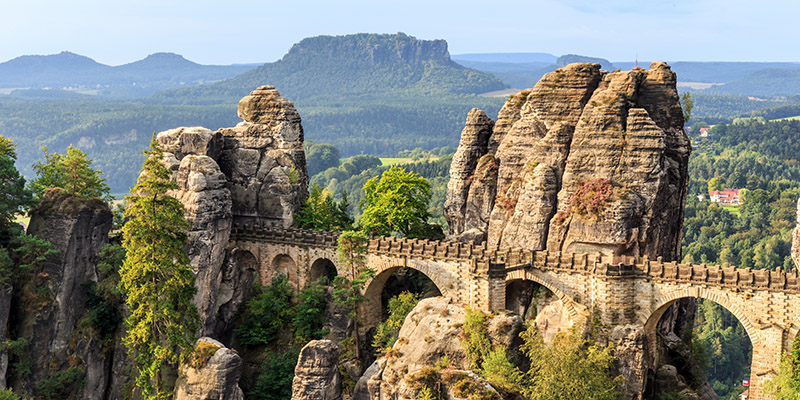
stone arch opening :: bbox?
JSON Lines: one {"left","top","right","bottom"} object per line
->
{"left": 271, "top": 254, "right": 297, "bottom": 287}
{"left": 309, "top": 257, "right": 337, "bottom": 285}
{"left": 363, "top": 266, "right": 443, "bottom": 330}
{"left": 505, "top": 278, "right": 576, "bottom": 345}
{"left": 643, "top": 296, "right": 754, "bottom": 399}
{"left": 504, "top": 269, "right": 580, "bottom": 322}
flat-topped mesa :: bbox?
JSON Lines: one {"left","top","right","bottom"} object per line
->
{"left": 446, "top": 62, "right": 690, "bottom": 262}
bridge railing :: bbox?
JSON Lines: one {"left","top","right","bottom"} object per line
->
{"left": 491, "top": 249, "right": 640, "bottom": 277}
{"left": 231, "top": 223, "right": 340, "bottom": 248}
{"left": 231, "top": 224, "right": 800, "bottom": 291}
{"left": 368, "top": 236, "right": 482, "bottom": 261}
{"left": 636, "top": 256, "right": 800, "bottom": 292}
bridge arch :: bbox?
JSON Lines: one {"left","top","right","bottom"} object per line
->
{"left": 362, "top": 257, "right": 456, "bottom": 329}
{"left": 505, "top": 268, "right": 580, "bottom": 320}
{"left": 271, "top": 254, "right": 297, "bottom": 288}
{"left": 309, "top": 257, "right": 337, "bottom": 284}
{"left": 641, "top": 288, "right": 758, "bottom": 349}
{"left": 641, "top": 288, "right": 758, "bottom": 398}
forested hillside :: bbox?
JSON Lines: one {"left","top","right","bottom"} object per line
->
{"left": 153, "top": 33, "right": 506, "bottom": 104}
{"left": 0, "top": 33, "right": 506, "bottom": 193}
{"left": 0, "top": 51, "right": 254, "bottom": 98}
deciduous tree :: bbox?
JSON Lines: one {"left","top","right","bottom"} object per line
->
{"left": 359, "top": 166, "right": 442, "bottom": 239}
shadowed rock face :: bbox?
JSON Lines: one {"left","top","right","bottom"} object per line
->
{"left": 446, "top": 62, "right": 690, "bottom": 262}
{"left": 793, "top": 196, "right": 800, "bottom": 269}
{"left": 292, "top": 340, "right": 342, "bottom": 400}
{"left": 12, "top": 189, "right": 113, "bottom": 399}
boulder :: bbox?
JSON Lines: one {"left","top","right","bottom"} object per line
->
{"left": 291, "top": 340, "right": 342, "bottom": 400}
{"left": 175, "top": 337, "right": 245, "bottom": 400}
{"left": 377, "top": 297, "right": 522, "bottom": 400}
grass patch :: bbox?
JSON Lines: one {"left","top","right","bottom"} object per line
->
{"left": 772, "top": 115, "right": 800, "bottom": 121}
{"left": 720, "top": 204, "right": 741, "bottom": 215}
{"left": 379, "top": 157, "right": 414, "bottom": 166}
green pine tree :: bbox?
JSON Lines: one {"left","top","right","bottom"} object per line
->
{"left": 29, "top": 145, "right": 110, "bottom": 200}
{"left": 334, "top": 230, "right": 374, "bottom": 360}
{"left": 118, "top": 135, "right": 199, "bottom": 400}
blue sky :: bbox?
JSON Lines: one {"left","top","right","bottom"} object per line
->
{"left": 2, "top": 0, "right": 797, "bottom": 65}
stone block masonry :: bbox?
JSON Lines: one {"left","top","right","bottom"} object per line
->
{"left": 233, "top": 224, "right": 799, "bottom": 400}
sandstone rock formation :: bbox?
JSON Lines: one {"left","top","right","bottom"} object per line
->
{"left": 154, "top": 85, "right": 308, "bottom": 339}
{"left": 291, "top": 340, "right": 342, "bottom": 400}
{"left": 0, "top": 284, "right": 10, "bottom": 388}
{"left": 445, "top": 109, "right": 495, "bottom": 239}
{"left": 11, "top": 189, "right": 113, "bottom": 398}
{"left": 175, "top": 337, "right": 245, "bottom": 400}
{"left": 219, "top": 85, "right": 308, "bottom": 226}
{"left": 793, "top": 195, "right": 800, "bottom": 269}
{"left": 445, "top": 62, "right": 693, "bottom": 399}
{"left": 445, "top": 62, "right": 690, "bottom": 263}
{"left": 365, "top": 297, "right": 521, "bottom": 400}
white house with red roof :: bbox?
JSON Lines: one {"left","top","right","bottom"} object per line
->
{"left": 709, "top": 188, "right": 742, "bottom": 205}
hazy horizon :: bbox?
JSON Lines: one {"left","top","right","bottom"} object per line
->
{"left": 2, "top": 0, "right": 798, "bottom": 66}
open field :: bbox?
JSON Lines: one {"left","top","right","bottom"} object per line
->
{"left": 379, "top": 157, "right": 414, "bottom": 166}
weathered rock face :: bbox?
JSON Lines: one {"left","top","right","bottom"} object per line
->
{"left": 445, "top": 109, "right": 494, "bottom": 239}
{"left": 793, "top": 195, "right": 800, "bottom": 269}
{"left": 11, "top": 189, "right": 113, "bottom": 398}
{"left": 219, "top": 85, "right": 308, "bottom": 226}
{"left": 446, "top": 62, "right": 690, "bottom": 261}
{"left": 163, "top": 153, "right": 233, "bottom": 336}
{"left": 445, "top": 62, "right": 692, "bottom": 399}
{"left": 155, "top": 85, "right": 308, "bottom": 340}
{"left": 371, "top": 297, "right": 522, "bottom": 400}
{"left": 0, "top": 284, "right": 11, "bottom": 388}
{"left": 291, "top": 340, "right": 342, "bottom": 400}
{"left": 175, "top": 337, "right": 245, "bottom": 400}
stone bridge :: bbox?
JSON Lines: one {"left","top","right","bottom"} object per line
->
{"left": 230, "top": 223, "right": 800, "bottom": 399}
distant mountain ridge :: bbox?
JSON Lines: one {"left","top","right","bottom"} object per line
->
{"left": 153, "top": 33, "right": 507, "bottom": 104}
{"left": 451, "top": 52, "right": 557, "bottom": 63}
{"left": 0, "top": 51, "right": 255, "bottom": 97}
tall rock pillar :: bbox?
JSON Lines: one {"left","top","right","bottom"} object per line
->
{"left": 793, "top": 195, "right": 800, "bottom": 269}
{"left": 12, "top": 189, "right": 113, "bottom": 398}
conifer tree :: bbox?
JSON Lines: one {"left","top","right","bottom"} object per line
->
{"left": 29, "top": 145, "right": 110, "bottom": 200}
{"left": 118, "top": 135, "right": 199, "bottom": 399}
{"left": 334, "top": 230, "right": 374, "bottom": 360}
